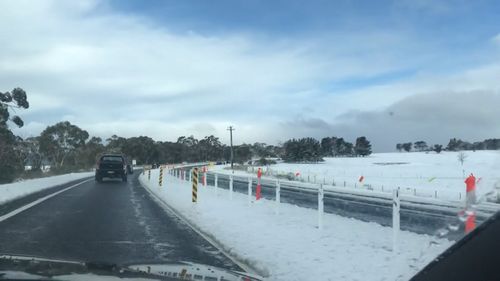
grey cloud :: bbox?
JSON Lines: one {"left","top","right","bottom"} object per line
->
{"left": 4, "top": 1, "right": 500, "bottom": 148}
{"left": 278, "top": 90, "right": 500, "bottom": 152}
{"left": 284, "top": 115, "right": 332, "bottom": 130}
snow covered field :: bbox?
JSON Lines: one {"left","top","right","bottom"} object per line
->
{"left": 139, "top": 169, "right": 452, "bottom": 281}
{"left": 0, "top": 172, "right": 94, "bottom": 205}
{"left": 215, "top": 151, "right": 500, "bottom": 202}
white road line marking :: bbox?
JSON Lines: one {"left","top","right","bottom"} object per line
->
{"left": 0, "top": 178, "right": 92, "bottom": 223}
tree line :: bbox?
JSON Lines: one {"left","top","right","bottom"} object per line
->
{"left": 0, "top": 87, "right": 369, "bottom": 183}
{"left": 2, "top": 121, "right": 285, "bottom": 183}
{"left": 396, "top": 138, "right": 500, "bottom": 153}
{"left": 283, "top": 136, "right": 372, "bottom": 162}
{"left": 1, "top": 89, "right": 287, "bottom": 183}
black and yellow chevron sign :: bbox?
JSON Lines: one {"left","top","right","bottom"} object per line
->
{"left": 192, "top": 167, "right": 198, "bottom": 203}
{"left": 159, "top": 167, "right": 164, "bottom": 187}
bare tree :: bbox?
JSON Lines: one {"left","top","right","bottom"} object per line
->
{"left": 458, "top": 152, "right": 468, "bottom": 166}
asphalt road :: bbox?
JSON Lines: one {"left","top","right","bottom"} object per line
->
{"left": 0, "top": 173, "right": 242, "bottom": 271}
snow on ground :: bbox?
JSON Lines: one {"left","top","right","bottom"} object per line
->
{"left": 213, "top": 151, "right": 500, "bottom": 202}
{"left": 139, "top": 169, "right": 452, "bottom": 281}
{"left": 0, "top": 172, "right": 94, "bottom": 205}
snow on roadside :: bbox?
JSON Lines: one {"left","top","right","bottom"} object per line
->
{"left": 0, "top": 172, "right": 94, "bottom": 205}
{"left": 140, "top": 169, "right": 452, "bottom": 281}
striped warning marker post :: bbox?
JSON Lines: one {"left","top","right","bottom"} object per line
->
{"left": 159, "top": 167, "right": 164, "bottom": 187}
{"left": 148, "top": 169, "right": 151, "bottom": 181}
{"left": 192, "top": 167, "right": 198, "bottom": 203}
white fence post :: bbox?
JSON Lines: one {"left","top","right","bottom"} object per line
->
{"left": 214, "top": 173, "right": 218, "bottom": 194}
{"left": 248, "top": 177, "right": 252, "bottom": 205}
{"left": 189, "top": 169, "right": 192, "bottom": 183}
{"left": 229, "top": 175, "right": 234, "bottom": 200}
{"left": 276, "top": 180, "right": 281, "bottom": 214}
{"left": 393, "top": 187, "right": 400, "bottom": 253}
{"left": 318, "top": 184, "right": 324, "bottom": 230}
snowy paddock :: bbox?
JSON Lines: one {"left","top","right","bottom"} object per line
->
{"left": 220, "top": 151, "right": 500, "bottom": 202}
{"left": 140, "top": 169, "right": 453, "bottom": 281}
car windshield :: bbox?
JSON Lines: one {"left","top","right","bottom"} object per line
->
{"left": 0, "top": 1, "right": 499, "bottom": 281}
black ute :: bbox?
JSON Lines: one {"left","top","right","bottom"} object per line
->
{"left": 95, "top": 154, "right": 128, "bottom": 182}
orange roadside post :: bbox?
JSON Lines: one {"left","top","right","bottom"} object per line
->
{"left": 465, "top": 211, "right": 476, "bottom": 234}
{"left": 256, "top": 167, "right": 262, "bottom": 200}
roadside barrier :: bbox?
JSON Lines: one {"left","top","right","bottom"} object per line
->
{"left": 318, "top": 183, "right": 324, "bottom": 230}
{"left": 393, "top": 188, "right": 400, "bottom": 253}
{"left": 202, "top": 166, "right": 207, "bottom": 186}
{"left": 256, "top": 168, "right": 262, "bottom": 200}
{"left": 143, "top": 165, "right": 485, "bottom": 251}
{"left": 248, "top": 177, "right": 252, "bottom": 205}
{"left": 204, "top": 170, "right": 208, "bottom": 186}
{"left": 229, "top": 175, "right": 233, "bottom": 200}
{"left": 465, "top": 211, "right": 476, "bottom": 234}
{"left": 192, "top": 168, "right": 198, "bottom": 203}
{"left": 214, "top": 173, "right": 218, "bottom": 194}
{"left": 275, "top": 180, "right": 281, "bottom": 214}
{"left": 159, "top": 167, "right": 164, "bottom": 187}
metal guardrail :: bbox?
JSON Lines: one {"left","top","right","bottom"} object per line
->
{"left": 206, "top": 171, "right": 499, "bottom": 220}
{"left": 164, "top": 165, "right": 499, "bottom": 221}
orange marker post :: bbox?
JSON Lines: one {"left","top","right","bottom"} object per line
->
{"left": 465, "top": 211, "right": 476, "bottom": 234}
{"left": 256, "top": 167, "right": 262, "bottom": 200}
{"left": 202, "top": 166, "right": 207, "bottom": 186}
{"left": 464, "top": 173, "right": 477, "bottom": 209}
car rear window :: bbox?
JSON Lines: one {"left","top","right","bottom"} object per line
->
{"left": 101, "top": 156, "right": 123, "bottom": 163}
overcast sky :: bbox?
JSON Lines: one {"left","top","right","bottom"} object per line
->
{"left": 2, "top": 0, "right": 500, "bottom": 151}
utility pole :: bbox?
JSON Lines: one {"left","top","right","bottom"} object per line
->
{"left": 227, "top": 126, "right": 235, "bottom": 171}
